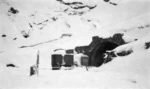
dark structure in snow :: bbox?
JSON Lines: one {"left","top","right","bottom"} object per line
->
{"left": 63, "top": 54, "right": 74, "bottom": 67}
{"left": 75, "top": 33, "right": 125, "bottom": 67}
{"left": 51, "top": 54, "right": 74, "bottom": 69}
{"left": 51, "top": 54, "right": 63, "bottom": 70}
{"left": 81, "top": 55, "right": 89, "bottom": 66}
{"left": 65, "top": 49, "right": 74, "bottom": 54}
{"left": 51, "top": 33, "right": 125, "bottom": 69}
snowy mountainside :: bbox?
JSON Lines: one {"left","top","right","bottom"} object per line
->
{"left": 0, "top": 0, "right": 150, "bottom": 49}
{"left": 0, "top": 0, "right": 150, "bottom": 89}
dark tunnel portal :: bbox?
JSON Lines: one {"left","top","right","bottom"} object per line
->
{"left": 90, "top": 41, "right": 118, "bottom": 67}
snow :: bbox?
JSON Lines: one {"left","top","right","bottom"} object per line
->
{"left": 0, "top": 0, "right": 150, "bottom": 89}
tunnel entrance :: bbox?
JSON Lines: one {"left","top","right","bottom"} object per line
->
{"left": 90, "top": 41, "right": 118, "bottom": 67}
{"left": 75, "top": 33, "right": 125, "bottom": 67}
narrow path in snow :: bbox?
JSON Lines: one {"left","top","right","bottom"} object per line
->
{"left": 19, "top": 34, "right": 72, "bottom": 48}
{"left": 19, "top": 38, "right": 59, "bottom": 48}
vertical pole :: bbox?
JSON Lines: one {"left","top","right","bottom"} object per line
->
{"left": 36, "top": 50, "right": 40, "bottom": 76}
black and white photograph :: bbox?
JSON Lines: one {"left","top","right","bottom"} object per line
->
{"left": 0, "top": 0, "right": 150, "bottom": 89}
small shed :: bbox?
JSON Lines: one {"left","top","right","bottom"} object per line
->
{"left": 64, "top": 54, "right": 74, "bottom": 67}
{"left": 81, "top": 55, "right": 89, "bottom": 66}
{"left": 51, "top": 54, "right": 63, "bottom": 70}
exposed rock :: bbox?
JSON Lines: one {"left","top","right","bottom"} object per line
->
{"left": 145, "top": 24, "right": 150, "bottom": 27}
{"left": 130, "top": 80, "right": 137, "bottom": 83}
{"left": 145, "top": 42, "right": 150, "bottom": 49}
{"left": 117, "top": 50, "right": 133, "bottom": 56}
{"left": 104, "top": 0, "right": 110, "bottom": 2}
{"left": 57, "top": 0, "right": 83, "bottom": 6}
{"left": 44, "top": 19, "right": 49, "bottom": 22}
{"left": 8, "top": 7, "right": 19, "bottom": 14}
{"left": 57, "top": 0, "right": 83, "bottom": 5}
{"left": 6, "top": 63, "right": 17, "bottom": 67}
{"left": 103, "top": 0, "right": 117, "bottom": 6}
{"left": 2, "top": 34, "right": 6, "bottom": 37}
{"left": 60, "top": 34, "right": 72, "bottom": 38}
{"left": 13, "top": 37, "right": 17, "bottom": 40}
{"left": 57, "top": 0, "right": 96, "bottom": 16}
{"left": 21, "top": 31, "right": 30, "bottom": 38}
{"left": 138, "top": 24, "right": 150, "bottom": 29}
{"left": 109, "top": 2, "right": 117, "bottom": 6}
{"left": 29, "top": 23, "right": 33, "bottom": 28}
{"left": 52, "top": 17, "right": 57, "bottom": 21}
{"left": 70, "top": 5, "right": 96, "bottom": 10}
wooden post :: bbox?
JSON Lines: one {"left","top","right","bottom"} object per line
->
{"left": 36, "top": 50, "right": 40, "bottom": 76}
{"left": 30, "top": 50, "right": 40, "bottom": 76}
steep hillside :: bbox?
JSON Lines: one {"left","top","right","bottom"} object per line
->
{"left": 0, "top": 0, "right": 150, "bottom": 89}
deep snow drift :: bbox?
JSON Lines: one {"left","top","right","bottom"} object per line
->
{"left": 0, "top": 0, "right": 150, "bottom": 89}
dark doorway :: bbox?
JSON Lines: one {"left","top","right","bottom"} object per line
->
{"left": 90, "top": 41, "right": 118, "bottom": 67}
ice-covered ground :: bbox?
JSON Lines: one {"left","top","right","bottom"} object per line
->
{"left": 0, "top": 0, "right": 150, "bottom": 89}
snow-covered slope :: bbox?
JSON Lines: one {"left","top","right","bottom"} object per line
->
{"left": 0, "top": 0, "right": 150, "bottom": 89}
